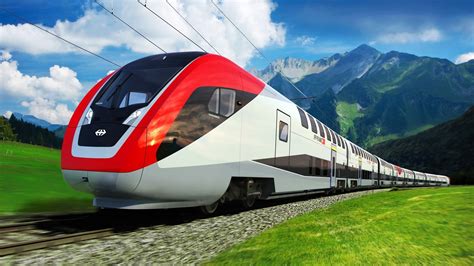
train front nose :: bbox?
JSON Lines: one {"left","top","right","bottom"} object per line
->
{"left": 61, "top": 68, "right": 160, "bottom": 198}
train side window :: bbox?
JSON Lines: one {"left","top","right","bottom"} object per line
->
{"left": 278, "top": 121, "right": 289, "bottom": 142}
{"left": 351, "top": 143, "right": 355, "bottom": 154}
{"left": 208, "top": 88, "right": 236, "bottom": 118}
{"left": 309, "top": 116, "right": 318, "bottom": 134}
{"left": 324, "top": 125, "right": 332, "bottom": 142}
{"left": 219, "top": 89, "right": 236, "bottom": 117}
{"left": 330, "top": 129, "right": 336, "bottom": 144}
{"left": 208, "top": 89, "right": 219, "bottom": 114}
{"left": 335, "top": 134, "right": 341, "bottom": 147}
{"left": 315, "top": 119, "right": 325, "bottom": 138}
{"left": 297, "top": 107, "right": 309, "bottom": 129}
{"left": 342, "top": 139, "right": 346, "bottom": 149}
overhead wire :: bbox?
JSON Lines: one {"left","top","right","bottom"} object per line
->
{"left": 166, "top": 0, "right": 220, "bottom": 55}
{"left": 209, "top": 0, "right": 340, "bottom": 130}
{"left": 0, "top": 7, "right": 121, "bottom": 67}
{"left": 94, "top": 0, "right": 167, "bottom": 53}
{"left": 137, "top": 0, "right": 207, "bottom": 53}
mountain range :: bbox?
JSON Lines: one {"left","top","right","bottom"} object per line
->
{"left": 253, "top": 44, "right": 474, "bottom": 147}
{"left": 369, "top": 106, "right": 474, "bottom": 184}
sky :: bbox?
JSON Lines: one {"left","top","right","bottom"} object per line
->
{"left": 0, "top": 0, "right": 473, "bottom": 124}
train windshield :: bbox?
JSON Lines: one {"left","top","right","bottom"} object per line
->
{"left": 94, "top": 67, "right": 180, "bottom": 109}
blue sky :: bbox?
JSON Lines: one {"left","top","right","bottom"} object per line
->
{"left": 0, "top": 0, "right": 473, "bottom": 124}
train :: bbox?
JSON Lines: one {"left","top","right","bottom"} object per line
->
{"left": 61, "top": 52, "right": 450, "bottom": 214}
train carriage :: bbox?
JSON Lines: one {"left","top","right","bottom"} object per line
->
{"left": 61, "top": 52, "right": 448, "bottom": 213}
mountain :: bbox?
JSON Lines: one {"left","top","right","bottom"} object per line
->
{"left": 368, "top": 106, "right": 474, "bottom": 185}
{"left": 253, "top": 44, "right": 474, "bottom": 147}
{"left": 337, "top": 52, "right": 474, "bottom": 146}
{"left": 251, "top": 55, "right": 342, "bottom": 83}
{"left": 296, "top": 44, "right": 381, "bottom": 96}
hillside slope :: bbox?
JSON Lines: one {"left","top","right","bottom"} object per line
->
{"left": 368, "top": 106, "right": 474, "bottom": 184}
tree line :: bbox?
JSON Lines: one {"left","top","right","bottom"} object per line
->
{"left": 0, "top": 115, "right": 62, "bottom": 149}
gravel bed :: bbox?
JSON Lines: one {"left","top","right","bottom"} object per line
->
{"left": 0, "top": 189, "right": 388, "bottom": 264}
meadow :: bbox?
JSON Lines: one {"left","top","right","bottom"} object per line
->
{"left": 0, "top": 141, "right": 93, "bottom": 215}
{"left": 210, "top": 186, "right": 474, "bottom": 265}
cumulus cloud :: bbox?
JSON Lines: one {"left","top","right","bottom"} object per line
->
{"left": 295, "top": 35, "right": 316, "bottom": 46}
{"left": 374, "top": 28, "right": 442, "bottom": 44}
{"left": 455, "top": 52, "right": 474, "bottom": 64}
{"left": 0, "top": 0, "right": 285, "bottom": 67}
{"left": 20, "top": 98, "right": 73, "bottom": 124}
{"left": 0, "top": 52, "right": 81, "bottom": 124}
{"left": 0, "top": 59, "right": 82, "bottom": 101}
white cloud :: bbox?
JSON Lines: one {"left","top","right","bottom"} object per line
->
{"left": 375, "top": 28, "right": 442, "bottom": 44}
{"left": 295, "top": 35, "right": 316, "bottom": 46}
{"left": 0, "top": 0, "right": 285, "bottom": 67}
{"left": 455, "top": 52, "right": 474, "bottom": 64}
{"left": 3, "top": 111, "right": 12, "bottom": 119}
{"left": 21, "top": 98, "right": 73, "bottom": 124}
{"left": 0, "top": 59, "right": 82, "bottom": 101}
{"left": 1, "top": 50, "right": 12, "bottom": 61}
{"left": 0, "top": 52, "right": 81, "bottom": 124}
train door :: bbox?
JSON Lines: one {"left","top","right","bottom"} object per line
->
{"left": 330, "top": 145, "right": 336, "bottom": 188}
{"left": 275, "top": 110, "right": 290, "bottom": 167}
{"left": 358, "top": 158, "right": 362, "bottom": 186}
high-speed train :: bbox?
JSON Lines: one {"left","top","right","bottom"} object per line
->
{"left": 61, "top": 52, "right": 450, "bottom": 213}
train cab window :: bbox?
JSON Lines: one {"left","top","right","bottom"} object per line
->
{"left": 316, "top": 119, "right": 325, "bottom": 138}
{"left": 94, "top": 67, "right": 180, "bottom": 109}
{"left": 278, "top": 121, "right": 289, "bottom": 142}
{"left": 208, "top": 88, "right": 236, "bottom": 118}
{"left": 309, "top": 116, "right": 318, "bottom": 134}
{"left": 297, "top": 107, "right": 309, "bottom": 129}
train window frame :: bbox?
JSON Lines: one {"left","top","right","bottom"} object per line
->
{"left": 278, "top": 121, "right": 289, "bottom": 142}
{"left": 329, "top": 129, "right": 336, "bottom": 144}
{"left": 324, "top": 125, "right": 332, "bottom": 142}
{"left": 335, "top": 134, "right": 341, "bottom": 147}
{"left": 309, "top": 116, "right": 318, "bottom": 134}
{"left": 315, "top": 119, "right": 325, "bottom": 138}
{"left": 297, "top": 107, "right": 309, "bottom": 129}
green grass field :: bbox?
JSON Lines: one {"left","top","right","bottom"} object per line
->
{"left": 210, "top": 187, "right": 474, "bottom": 265}
{"left": 0, "top": 141, "right": 93, "bottom": 215}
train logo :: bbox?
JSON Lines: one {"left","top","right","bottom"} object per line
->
{"left": 94, "top": 129, "right": 107, "bottom": 137}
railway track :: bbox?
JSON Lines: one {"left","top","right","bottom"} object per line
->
{"left": 0, "top": 214, "right": 116, "bottom": 257}
{"left": 0, "top": 227, "right": 114, "bottom": 256}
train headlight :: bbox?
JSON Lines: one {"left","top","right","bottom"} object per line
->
{"left": 123, "top": 108, "right": 144, "bottom": 126}
{"left": 83, "top": 108, "right": 94, "bottom": 125}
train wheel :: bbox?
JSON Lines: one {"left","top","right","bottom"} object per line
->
{"left": 200, "top": 201, "right": 219, "bottom": 215}
{"left": 241, "top": 196, "right": 256, "bottom": 209}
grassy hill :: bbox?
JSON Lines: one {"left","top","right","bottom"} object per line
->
{"left": 210, "top": 187, "right": 474, "bottom": 265}
{"left": 0, "top": 141, "right": 93, "bottom": 215}
{"left": 369, "top": 106, "right": 474, "bottom": 184}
